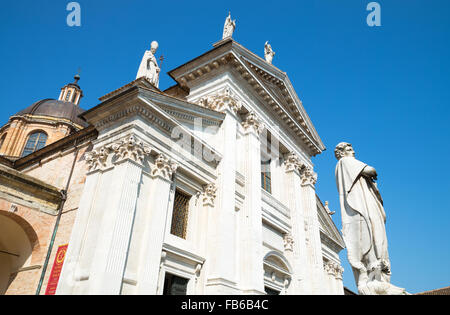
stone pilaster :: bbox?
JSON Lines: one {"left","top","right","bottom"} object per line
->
{"left": 57, "top": 135, "right": 152, "bottom": 295}
{"left": 239, "top": 112, "right": 265, "bottom": 294}
{"left": 299, "top": 165, "right": 325, "bottom": 294}
{"left": 205, "top": 90, "right": 241, "bottom": 294}
{"left": 87, "top": 136, "right": 151, "bottom": 295}
{"left": 283, "top": 153, "right": 310, "bottom": 294}
{"left": 135, "top": 153, "right": 178, "bottom": 294}
{"left": 323, "top": 261, "right": 344, "bottom": 295}
{"left": 196, "top": 183, "right": 217, "bottom": 294}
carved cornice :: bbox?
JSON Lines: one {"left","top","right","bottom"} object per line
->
{"left": 197, "top": 88, "right": 242, "bottom": 114}
{"left": 93, "top": 104, "right": 174, "bottom": 135}
{"left": 241, "top": 111, "right": 263, "bottom": 135}
{"left": 150, "top": 153, "right": 178, "bottom": 181}
{"left": 202, "top": 183, "right": 217, "bottom": 207}
{"left": 324, "top": 261, "right": 344, "bottom": 280}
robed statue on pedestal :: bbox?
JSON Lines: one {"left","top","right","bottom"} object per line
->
{"left": 136, "top": 41, "right": 160, "bottom": 88}
{"left": 335, "top": 142, "right": 408, "bottom": 295}
{"left": 223, "top": 12, "right": 236, "bottom": 39}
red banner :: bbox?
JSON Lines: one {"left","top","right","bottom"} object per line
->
{"left": 45, "top": 244, "right": 68, "bottom": 295}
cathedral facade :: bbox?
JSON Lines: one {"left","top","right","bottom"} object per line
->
{"left": 0, "top": 35, "right": 345, "bottom": 295}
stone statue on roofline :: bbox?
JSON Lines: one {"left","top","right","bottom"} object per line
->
{"left": 335, "top": 142, "right": 409, "bottom": 295}
{"left": 264, "top": 41, "right": 275, "bottom": 64}
{"left": 136, "top": 41, "right": 160, "bottom": 88}
{"left": 223, "top": 12, "right": 236, "bottom": 39}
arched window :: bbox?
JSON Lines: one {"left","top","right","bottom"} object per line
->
{"left": 263, "top": 252, "right": 292, "bottom": 295}
{"left": 65, "top": 90, "right": 72, "bottom": 102}
{"left": 0, "top": 134, "right": 6, "bottom": 151}
{"left": 21, "top": 131, "right": 48, "bottom": 157}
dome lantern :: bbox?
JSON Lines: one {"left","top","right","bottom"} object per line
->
{"left": 58, "top": 74, "right": 83, "bottom": 106}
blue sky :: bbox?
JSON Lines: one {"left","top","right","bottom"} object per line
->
{"left": 1, "top": 0, "right": 449, "bottom": 294}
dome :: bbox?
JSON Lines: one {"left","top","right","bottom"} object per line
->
{"left": 15, "top": 99, "right": 88, "bottom": 128}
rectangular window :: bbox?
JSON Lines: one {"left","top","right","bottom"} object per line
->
{"left": 170, "top": 190, "right": 190, "bottom": 239}
{"left": 163, "top": 273, "right": 189, "bottom": 295}
{"left": 261, "top": 159, "right": 272, "bottom": 194}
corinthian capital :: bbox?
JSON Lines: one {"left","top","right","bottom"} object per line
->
{"left": 202, "top": 183, "right": 217, "bottom": 207}
{"left": 283, "top": 233, "right": 294, "bottom": 252}
{"left": 151, "top": 153, "right": 178, "bottom": 181}
{"left": 197, "top": 88, "right": 242, "bottom": 114}
{"left": 109, "top": 135, "right": 152, "bottom": 165}
{"left": 85, "top": 147, "right": 110, "bottom": 172}
{"left": 241, "top": 111, "right": 263, "bottom": 135}
{"left": 283, "top": 153, "right": 305, "bottom": 173}
{"left": 300, "top": 166, "right": 317, "bottom": 186}
{"left": 324, "top": 261, "right": 344, "bottom": 280}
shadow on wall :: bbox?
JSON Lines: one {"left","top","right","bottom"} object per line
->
{"left": 0, "top": 212, "right": 37, "bottom": 295}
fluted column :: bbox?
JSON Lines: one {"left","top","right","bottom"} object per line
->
{"left": 240, "top": 112, "right": 265, "bottom": 294}
{"left": 299, "top": 166, "right": 325, "bottom": 294}
{"left": 197, "top": 183, "right": 217, "bottom": 294}
{"left": 205, "top": 88, "right": 241, "bottom": 294}
{"left": 283, "top": 153, "right": 310, "bottom": 294}
{"left": 87, "top": 136, "right": 151, "bottom": 295}
{"left": 136, "top": 153, "right": 178, "bottom": 294}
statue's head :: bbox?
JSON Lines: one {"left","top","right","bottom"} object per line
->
{"left": 150, "top": 41, "right": 159, "bottom": 53}
{"left": 334, "top": 142, "right": 355, "bottom": 160}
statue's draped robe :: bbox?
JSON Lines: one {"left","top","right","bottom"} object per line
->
{"left": 223, "top": 19, "right": 235, "bottom": 39}
{"left": 136, "top": 51, "right": 159, "bottom": 87}
{"left": 335, "top": 157, "right": 389, "bottom": 273}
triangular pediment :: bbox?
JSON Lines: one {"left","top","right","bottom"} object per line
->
{"left": 167, "top": 39, "right": 325, "bottom": 156}
{"left": 244, "top": 61, "right": 315, "bottom": 140}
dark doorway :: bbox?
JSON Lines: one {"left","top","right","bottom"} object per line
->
{"left": 265, "top": 286, "right": 280, "bottom": 295}
{"left": 163, "top": 273, "right": 189, "bottom": 295}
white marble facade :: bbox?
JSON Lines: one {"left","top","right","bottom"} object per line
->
{"left": 56, "top": 38, "right": 345, "bottom": 295}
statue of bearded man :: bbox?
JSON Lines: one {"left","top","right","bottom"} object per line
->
{"left": 335, "top": 142, "right": 408, "bottom": 295}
